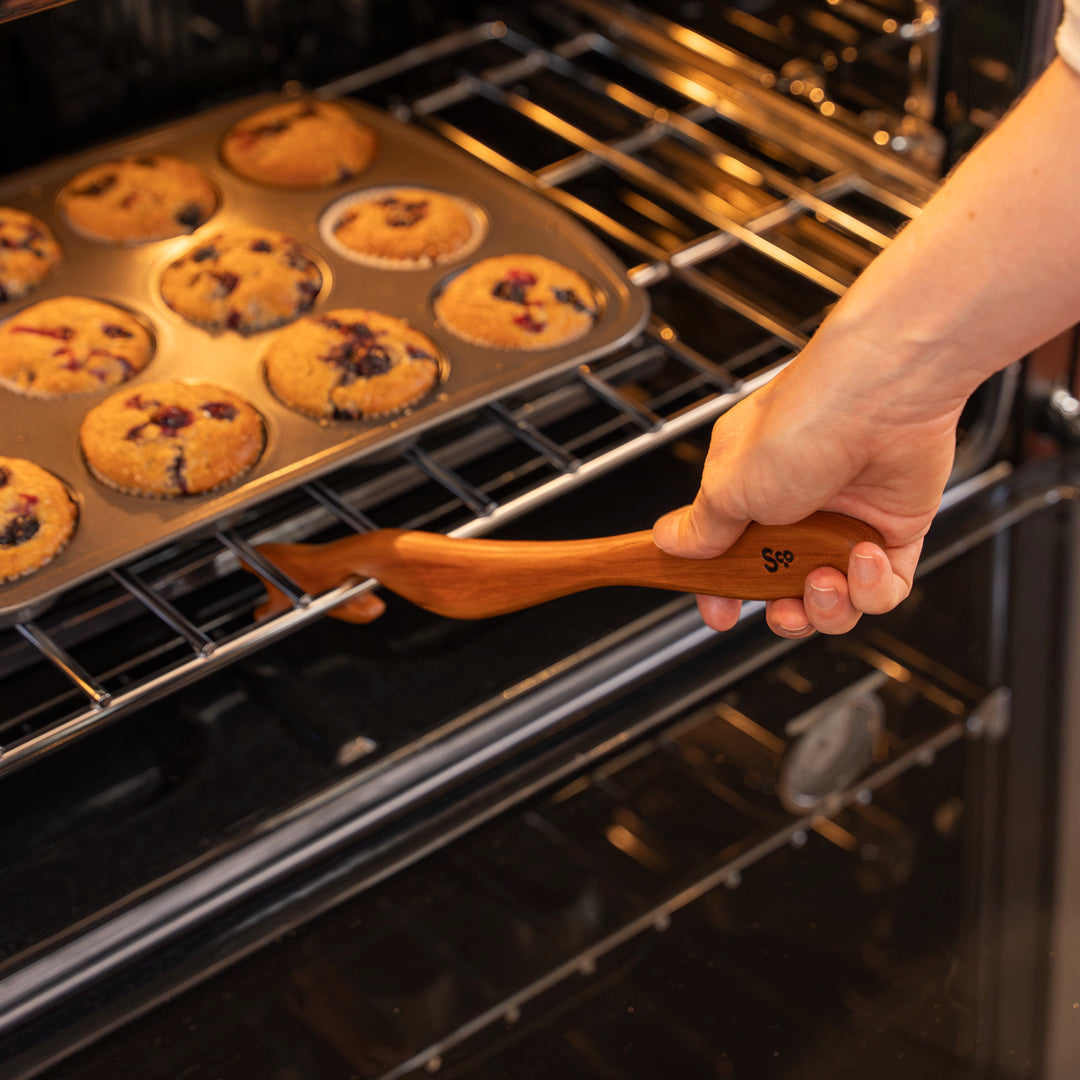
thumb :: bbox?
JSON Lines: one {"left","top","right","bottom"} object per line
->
{"left": 653, "top": 495, "right": 749, "bottom": 559}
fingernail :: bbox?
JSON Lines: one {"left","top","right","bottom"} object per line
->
{"left": 779, "top": 619, "right": 810, "bottom": 634}
{"left": 808, "top": 583, "right": 839, "bottom": 611}
{"left": 853, "top": 552, "right": 877, "bottom": 584}
{"left": 653, "top": 510, "right": 682, "bottom": 551}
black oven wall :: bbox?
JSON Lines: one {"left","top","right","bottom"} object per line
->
{"left": 938, "top": 0, "right": 1063, "bottom": 161}
{"left": 0, "top": 0, "right": 1052, "bottom": 176}
{"left": 0, "top": 0, "right": 487, "bottom": 174}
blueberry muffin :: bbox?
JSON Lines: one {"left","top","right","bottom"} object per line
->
{"left": 264, "top": 309, "right": 442, "bottom": 420}
{"left": 222, "top": 100, "right": 377, "bottom": 188}
{"left": 0, "top": 296, "right": 152, "bottom": 398}
{"left": 327, "top": 188, "right": 478, "bottom": 267}
{"left": 0, "top": 208, "right": 62, "bottom": 303}
{"left": 160, "top": 228, "right": 322, "bottom": 333}
{"left": 0, "top": 456, "right": 77, "bottom": 582}
{"left": 80, "top": 381, "right": 264, "bottom": 497}
{"left": 435, "top": 255, "right": 597, "bottom": 350}
{"left": 58, "top": 155, "right": 217, "bottom": 243}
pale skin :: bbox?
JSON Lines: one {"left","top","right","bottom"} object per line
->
{"left": 653, "top": 58, "right": 1080, "bottom": 638}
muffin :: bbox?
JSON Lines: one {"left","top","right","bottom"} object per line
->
{"left": 160, "top": 228, "right": 322, "bottom": 333}
{"left": 435, "top": 254, "right": 597, "bottom": 350}
{"left": 222, "top": 100, "right": 377, "bottom": 188}
{"left": 0, "top": 296, "right": 153, "bottom": 398}
{"left": 58, "top": 155, "right": 217, "bottom": 243}
{"left": 326, "top": 188, "right": 479, "bottom": 267}
{"left": 0, "top": 456, "right": 77, "bottom": 582}
{"left": 0, "top": 208, "right": 62, "bottom": 303}
{"left": 80, "top": 381, "right": 264, "bottom": 497}
{"left": 264, "top": 309, "right": 442, "bottom": 420}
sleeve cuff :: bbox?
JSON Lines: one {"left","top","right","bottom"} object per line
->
{"left": 1059, "top": 0, "right": 1080, "bottom": 73}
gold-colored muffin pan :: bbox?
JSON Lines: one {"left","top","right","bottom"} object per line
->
{"left": 0, "top": 92, "right": 649, "bottom": 626}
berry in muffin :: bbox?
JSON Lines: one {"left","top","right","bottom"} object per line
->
{"left": 0, "top": 296, "right": 152, "bottom": 398}
{"left": 263, "top": 308, "right": 442, "bottom": 420}
{"left": 58, "top": 155, "right": 217, "bottom": 243}
{"left": 80, "top": 380, "right": 264, "bottom": 497}
{"left": 0, "top": 208, "right": 62, "bottom": 303}
{"left": 434, "top": 254, "right": 597, "bottom": 350}
{"left": 222, "top": 100, "right": 377, "bottom": 188}
{"left": 160, "top": 228, "right": 322, "bottom": 333}
{"left": 0, "top": 456, "right": 77, "bottom": 582}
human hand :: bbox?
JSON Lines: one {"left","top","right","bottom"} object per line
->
{"left": 652, "top": 350, "right": 965, "bottom": 637}
{"left": 648, "top": 56, "right": 1080, "bottom": 639}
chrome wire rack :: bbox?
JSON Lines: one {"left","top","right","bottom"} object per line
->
{"left": 550, "top": 0, "right": 946, "bottom": 170}
{"left": 0, "top": 7, "right": 935, "bottom": 776}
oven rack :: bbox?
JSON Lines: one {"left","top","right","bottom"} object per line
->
{"left": 325, "top": 14, "right": 935, "bottom": 249}
{"left": 0, "top": 339, "right": 776, "bottom": 775}
{"left": 0, "top": 7, "right": 940, "bottom": 775}
{"left": 554, "top": 0, "right": 945, "bottom": 174}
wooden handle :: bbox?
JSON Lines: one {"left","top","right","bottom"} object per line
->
{"left": 251, "top": 511, "right": 883, "bottom": 624}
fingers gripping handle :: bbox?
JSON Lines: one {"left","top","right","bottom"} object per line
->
{"left": 640, "top": 511, "right": 884, "bottom": 601}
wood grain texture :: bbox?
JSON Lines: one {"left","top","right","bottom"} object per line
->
{"left": 252, "top": 511, "right": 883, "bottom": 623}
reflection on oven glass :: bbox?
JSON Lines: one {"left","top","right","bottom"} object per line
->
{"left": 0, "top": 0, "right": 74, "bottom": 19}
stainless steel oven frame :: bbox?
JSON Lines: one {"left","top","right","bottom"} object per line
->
{"left": 2, "top": 2, "right": 1079, "bottom": 1077}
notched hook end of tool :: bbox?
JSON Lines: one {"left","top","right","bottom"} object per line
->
{"left": 245, "top": 542, "right": 388, "bottom": 625}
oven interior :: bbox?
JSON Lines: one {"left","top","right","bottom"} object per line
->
{"left": 0, "top": 1, "right": 1075, "bottom": 1078}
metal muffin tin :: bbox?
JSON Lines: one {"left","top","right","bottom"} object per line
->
{"left": 0, "top": 91, "right": 650, "bottom": 626}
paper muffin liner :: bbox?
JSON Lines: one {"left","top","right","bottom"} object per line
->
{"left": 318, "top": 186, "right": 487, "bottom": 270}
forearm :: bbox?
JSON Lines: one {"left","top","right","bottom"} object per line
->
{"left": 805, "top": 57, "right": 1080, "bottom": 414}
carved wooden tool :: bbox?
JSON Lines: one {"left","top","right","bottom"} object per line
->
{"left": 250, "top": 511, "right": 883, "bottom": 624}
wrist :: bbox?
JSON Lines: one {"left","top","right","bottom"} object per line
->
{"left": 799, "top": 290, "right": 986, "bottom": 426}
